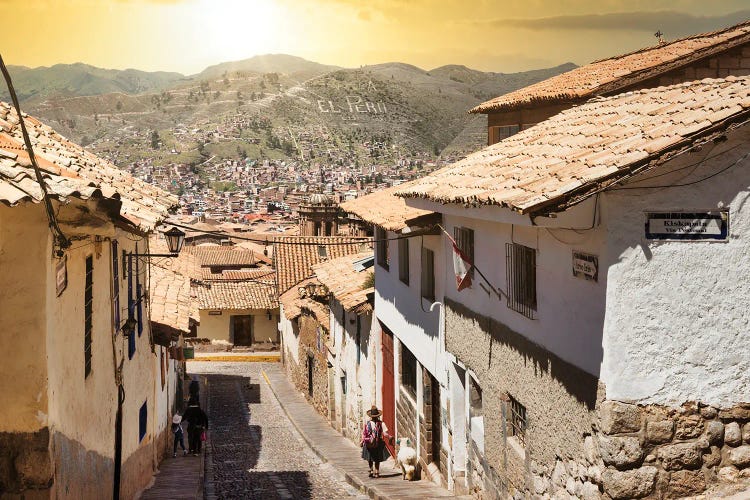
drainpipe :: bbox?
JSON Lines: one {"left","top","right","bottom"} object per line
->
{"left": 113, "top": 384, "right": 124, "bottom": 500}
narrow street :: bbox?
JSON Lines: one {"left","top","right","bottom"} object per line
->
{"left": 189, "top": 361, "right": 367, "bottom": 500}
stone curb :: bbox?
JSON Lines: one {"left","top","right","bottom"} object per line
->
{"left": 261, "top": 368, "right": 394, "bottom": 500}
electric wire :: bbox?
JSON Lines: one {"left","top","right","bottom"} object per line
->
{"left": 0, "top": 52, "right": 71, "bottom": 254}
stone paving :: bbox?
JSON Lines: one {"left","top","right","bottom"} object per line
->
{"left": 189, "top": 361, "right": 367, "bottom": 500}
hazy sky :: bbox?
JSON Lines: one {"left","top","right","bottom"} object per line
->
{"left": 1, "top": 0, "right": 748, "bottom": 74}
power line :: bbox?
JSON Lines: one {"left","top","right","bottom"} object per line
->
{"left": 0, "top": 52, "right": 71, "bottom": 256}
{"left": 163, "top": 220, "right": 429, "bottom": 246}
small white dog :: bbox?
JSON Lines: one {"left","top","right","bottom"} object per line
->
{"left": 395, "top": 437, "right": 417, "bottom": 480}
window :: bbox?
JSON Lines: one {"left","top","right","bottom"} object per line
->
{"left": 138, "top": 401, "right": 148, "bottom": 442}
{"left": 398, "top": 238, "right": 409, "bottom": 285}
{"left": 376, "top": 227, "right": 389, "bottom": 270}
{"left": 356, "top": 316, "right": 361, "bottom": 365}
{"left": 341, "top": 372, "right": 347, "bottom": 395}
{"left": 84, "top": 255, "right": 93, "bottom": 378}
{"left": 318, "top": 245, "right": 328, "bottom": 259}
{"left": 489, "top": 125, "right": 520, "bottom": 145}
{"left": 454, "top": 227, "right": 474, "bottom": 280}
{"left": 421, "top": 247, "right": 435, "bottom": 301}
{"left": 507, "top": 394, "right": 527, "bottom": 447}
{"left": 400, "top": 343, "right": 417, "bottom": 397}
{"left": 506, "top": 243, "right": 537, "bottom": 318}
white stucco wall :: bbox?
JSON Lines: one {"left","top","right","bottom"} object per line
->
{"left": 600, "top": 133, "right": 750, "bottom": 407}
{"left": 0, "top": 204, "right": 50, "bottom": 434}
{"left": 439, "top": 211, "right": 607, "bottom": 377}
{"left": 279, "top": 305, "right": 300, "bottom": 364}
{"left": 374, "top": 232, "right": 448, "bottom": 385}
{"left": 330, "top": 300, "right": 376, "bottom": 439}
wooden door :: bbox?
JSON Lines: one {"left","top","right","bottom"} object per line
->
{"left": 232, "top": 315, "right": 253, "bottom": 346}
{"left": 381, "top": 324, "right": 396, "bottom": 457}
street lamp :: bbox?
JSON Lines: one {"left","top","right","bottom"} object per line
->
{"left": 120, "top": 227, "right": 186, "bottom": 337}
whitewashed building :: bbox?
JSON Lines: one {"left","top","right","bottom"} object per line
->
{"left": 395, "top": 76, "right": 750, "bottom": 498}
{"left": 0, "top": 101, "right": 185, "bottom": 499}
{"left": 340, "top": 187, "right": 451, "bottom": 486}
{"left": 312, "top": 252, "right": 376, "bottom": 443}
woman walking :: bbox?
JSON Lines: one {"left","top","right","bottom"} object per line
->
{"left": 361, "top": 405, "right": 390, "bottom": 478}
{"left": 182, "top": 401, "right": 209, "bottom": 456}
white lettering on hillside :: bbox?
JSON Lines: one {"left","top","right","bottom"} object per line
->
{"left": 316, "top": 96, "right": 387, "bottom": 114}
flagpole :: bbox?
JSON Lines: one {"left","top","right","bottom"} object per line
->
{"left": 437, "top": 224, "right": 508, "bottom": 301}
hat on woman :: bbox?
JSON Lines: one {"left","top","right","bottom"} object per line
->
{"left": 172, "top": 414, "right": 182, "bottom": 424}
{"left": 366, "top": 405, "right": 382, "bottom": 418}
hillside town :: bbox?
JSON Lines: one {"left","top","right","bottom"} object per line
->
{"left": 1, "top": 15, "right": 750, "bottom": 500}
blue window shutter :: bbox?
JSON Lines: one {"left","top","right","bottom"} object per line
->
{"left": 138, "top": 401, "right": 147, "bottom": 442}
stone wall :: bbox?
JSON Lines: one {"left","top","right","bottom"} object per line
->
{"left": 296, "top": 314, "right": 331, "bottom": 418}
{"left": 444, "top": 298, "right": 601, "bottom": 497}
{"left": 586, "top": 400, "right": 750, "bottom": 499}
{"left": 397, "top": 387, "right": 417, "bottom": 449}
{"left": 0, "top": 427, "right": 52, "bottom": 495}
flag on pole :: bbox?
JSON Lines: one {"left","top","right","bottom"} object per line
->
{"left": 451, "top": 238, "right": 473, "bottom": 291}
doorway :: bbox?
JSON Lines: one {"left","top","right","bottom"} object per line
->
{"left": 232, "top": 315, "right": 253, "bottom": 346}
{"left": 381, "top": 324, "right": 396, "bottom": 457}
{"left": 431, "top": 374, "right": 441, "bottom": 468}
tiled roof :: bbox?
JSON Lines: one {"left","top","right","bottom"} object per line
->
{"left": 471, "top": 21, "right": 750, "bottom": 114}
{"left": 148, "top": 237, "right": 200, "bottom": 333}
{"left": 200, "top": 268, "right": 275, "bottom": 281}
{"left": 278, "top": 278, "right": 331, "bottom": 332}
{"left": 186, "top": 245, "right": 258, "bottom": 267}
{"left": 196, "top": 279, "right": 278, "bottom": 310}
{"left": 313, "top": 252, "right": 374, "bottom": 313}
{"left": 398, "top": 77, "right": 750, "bottom": 214}
{"left": 274, "top": 236, "right": 369, "bottom": 294}
{"left": 339, "top": 185, "right": 435, "bottom": 231}
{"left": 0, "top": 102, "right": 176, "bottom": 231}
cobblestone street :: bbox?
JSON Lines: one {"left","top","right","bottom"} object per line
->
{"left": 189, "top": 361, "right": 367, "bottom": 500}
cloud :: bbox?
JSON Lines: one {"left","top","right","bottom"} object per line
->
{"left": 477, "top": 9, "right": 750, "bottom": 38}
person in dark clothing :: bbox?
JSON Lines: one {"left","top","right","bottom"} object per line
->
{"left": 189, "top": 379, "right": 200, "bottom": 401}
{"left": 182, "top": 402, "right": 208, "bottom": 455}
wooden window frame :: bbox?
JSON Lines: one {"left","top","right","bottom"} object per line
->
{"left": 421, "top": 247, "right": 435, "bottom": 301}
{"left": 398, "top": 237, "right": 409, "bottom": 285}
{"left": 400, "top": 343, "right": 417, "bottom": 398}
{"left": 376, "top": 227, "right": 389, "bottom": 270}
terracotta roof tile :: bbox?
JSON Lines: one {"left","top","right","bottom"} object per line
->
{"left": 0, "top": 102, "right": 176, "bottom": 231}
{"left": 196, "top": 279, "right": 277, "bottom": 310}
{"left": 148, "top": 237, "right": 200, "bottom": 333}
{"left": 339, "top": 185, "right": 435, "bottom": 231}
{"left": 398, "top": 77, "right": 750, "bottom": 214}
{"left": 278, "top": 277, "right": 331, "bottom": 332}
{"left": 186, "top": 245, "right": 259, "bottom": 268}
{"left": 313, "top": 252, "right": 374, "bottom": 313}
{"left": 274, "top": 236, "right": 368, "bottom": 295}
{"left": 471, "top": 21, "right": 750, "bottom": 114}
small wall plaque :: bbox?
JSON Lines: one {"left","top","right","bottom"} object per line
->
{"left": 572, "top": 251, "right": 598, "bottom": 282}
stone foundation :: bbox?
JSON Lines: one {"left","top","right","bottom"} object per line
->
{"left": 529, "top": 401, "right": 750, "bottom": 499}
{"left": 0, "top": 427, "right": 52, "bottom": 495}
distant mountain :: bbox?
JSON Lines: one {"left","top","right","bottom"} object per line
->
{"left": 20, "top": 55, "right": 577, "bottom": 169}
{"left": 1, "top": 63, "right": 185, "bottom": 103}
{"left": 196, "top": 54, "right": 340, "bottom": 80}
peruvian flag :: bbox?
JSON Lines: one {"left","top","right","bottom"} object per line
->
{"left": 451, "top": 238, "right": 473, "bottom": 291}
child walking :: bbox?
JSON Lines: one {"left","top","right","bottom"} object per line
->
{"left": 172, "top": 414, "right": 187, "bottom": 457}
